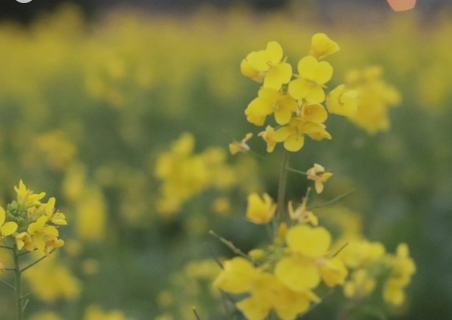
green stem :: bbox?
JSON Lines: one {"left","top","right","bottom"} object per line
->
{"left": 276, "top": 150, "right": 290, "bottom": 223}
{"left": 12, "top": 246, "right": 24, "bottom": 320}
{"left": 21, "top": 249, "right": 54, "bottom": 274}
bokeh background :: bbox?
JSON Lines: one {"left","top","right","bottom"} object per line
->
{"left": 0, "top": 0, "right": 452, "bottom": 319}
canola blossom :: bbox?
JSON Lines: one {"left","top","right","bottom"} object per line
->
{"left": 211, "top": 33, "right": 415, "bottom": 320}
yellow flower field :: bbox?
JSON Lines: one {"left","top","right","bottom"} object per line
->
{"left": 0, "top": 2, "right": 451, "bottom": 319}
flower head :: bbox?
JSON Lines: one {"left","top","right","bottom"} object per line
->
{"left": 310, "top": 33, "right": 340, "bottom": 60}
{"left": 289, "top": 56, "right": 333, "bottom": 103}
{"left": 241, "top": 41, "right": 292, "bottom": 90}
{"left": 229, "top": 133, "right": 253, "bottom": 155}
{"left": 307, "top": 164, "right": 333, "bottom": 194}
{"left": 246, "top": 193, "right": 276, "bottom": 224}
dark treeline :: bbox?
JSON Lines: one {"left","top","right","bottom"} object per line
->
{"left": 0, "top": 0, "right": 449, "bottom": 23}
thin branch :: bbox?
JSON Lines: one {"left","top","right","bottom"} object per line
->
{"left": 249, "top": 150, "right": 306, "bottom": 175}
{"left": 332, "top": 242, "right": 349, "bottom": 258}
{"left": 209, "top": 231, "right": 251, "bottom": 261}
{"left": 0, "top": 245, "right": 13, "bottom": 250}
{"left": 0, "top": 279, "right": 16, "bottom": 290}
{"left": 204, "top": 242, "right": 223, "bottom": 269}
{"left": 310, "top": 189, "right": 355, "bottom": 210}
{"left": 192, "top": 307, "right": 202, "bottom": 320}
{"left": 20, "top": 249, "right": 55, "bottom": 273}
{"left": 4, "top": 267, "right": 16, "bottom": 272}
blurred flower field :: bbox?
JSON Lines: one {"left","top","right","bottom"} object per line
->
{"left": 0, "top": 3, "right": 452, "bottom": 319}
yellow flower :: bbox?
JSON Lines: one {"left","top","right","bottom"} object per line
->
{"left": 286, "top": 225, "right": 331, "bottom": 258}
{"left": 16, "top": 232, "right": 34, "bottom": 251}
{"left": 310, "top": 33, "right": 340, "bottom": 60}
{"left": 245, "top": 193, "right": 276, "bottom": 224}
{"left": 273, "top": 118, "right": 305, "bottom": 152}
{"left": 241, "top": 41, "right": 292, "bottom": 90}
{"left": 318, "top": 258, "right": 348, "bottom": 287}
{"left": 14, "top": 180, "right": 46, "bottom": 209}
{"left": 288, "top": 199, "right": 318, "bottom": 226}
{"left": 258, "top": 126, "right": 278, "bottom": 153}
{"left": 300, "top": 103, "right": 328, "bottom": 123}
{"left": 229, "top": 133, "right": 253, "bottom": 155}
{"left": 44, "top": 197, "right": 67, "bottom": 226}
{"left": 327, "top": 85, "right": 359, "bottom": 117}
{"left": 306, "top": 164, "right": 333, "bottom": 194}
{"left": 288, "top": 56, "right": 333, "bottom": 103}
{"left": 28, "top": 216, "right": 59, "bottom": 253}
{"left": 383, "top": 243, "right": 416, "bottom": 306}
{"left": 344, "top": 269, "right": 376, "bottom": 299}
{"left": 340, "top": 240, "right": 386, "bottom": 269}
{"left": 213, "top": 257, "right": 257, "bottom": 294}
{"left": 245, "top": 88, "right": 298, "bottom": 126}
{"left": 0, "top": 206, "right": 18, "bottom": 236}
{"left": 275, "top": 255, "right": 320, "bottom": 291}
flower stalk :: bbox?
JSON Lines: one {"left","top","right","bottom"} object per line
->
{"left": 12, "top": 245, "right": 24, "bottom": 320}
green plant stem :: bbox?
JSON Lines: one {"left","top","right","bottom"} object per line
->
{"left": 276, "top": 150, "right": 290, "bottom": 223}
{"left": 12, "top": 246, "right": 23, "bottom": 320}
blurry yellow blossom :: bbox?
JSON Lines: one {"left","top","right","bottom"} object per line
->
{"left": 307, "top": 164, "right": 333, "bottom": 194}
{"left": 345, "top": 66, "right": 400, "bottom": 134}
{"left": 241, "top": 41, "right": 292, "bottom": 90}
{"left": 344, "top": 269, "right": 376, "bottom": 299}
{"left": 75, "top": 186, "right": 107, "bottom": 242}
{"left": 229, "top": 133, "right": 253, "bottom": 155}
{"left": 30, "top": 311, "right": 62, "bottom": 320}
{"left": 35, "top": 130, "right": 77, "bottom": 170}
{"left": 383, "top": 243, "right": 416, "bottom": 306}
{"left": 341, "top": 239, "right": 386, "bottom": 269}
{"left": 63, "top": 163, "right": 86, "bottom": 201}
{"left": 288, "top": 198, "right": 318, "bottom": 226}
{"left": 24, "top": 255, "right": 81, "bottom": 302}
{"left": 245, "top": 193, "right": 276, "bottom": 224}
{"left": 327, "top": 85, "right": 359, "bottom": 117}
{"left": 319, "top": 258, "right": 348, "bottom": 287}
{"left": 213, "top": 257, "right": 257, "bottom": 294}
{"left": 84, "top": 305, "right": 129, "bottom": 320}
{"left": 211, "top": 197, "right": 230, "bottom": 215}
{"left": 289, "top": 56, "right": 333, "bottom": 103}
{"left": 310, "top": 33, "right": 340, "bottom": 60}
{"left": 258, "top": 125, "right": 278, "bottom": 153}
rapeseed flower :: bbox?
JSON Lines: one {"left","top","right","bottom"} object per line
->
{"left": 246, "top": 193, "right": 276, "bottom": 224}
{"left": 229, "top": 133, "right": 253, "bottom": 155}
{"left": 307, "top": 164, "right": 333, "bottom": 194}
{"left": 288, "top": 56, "right": 333, "bottom": 103}
{"left": 310, "top": 33, "right": 340, "bottom": 60}
{"left": 241, "top": 41, "right": 292, "bottom": 90}
{"left": 0, "top": 206, "right": 18, "bottom": 236}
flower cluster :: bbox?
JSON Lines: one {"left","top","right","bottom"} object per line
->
{"left": 1, "top": 180, "right": 67, "bottom": 256}
{"left": 214, "top": 207, "right": 348, "bottom": 320}
{"left": 155, "top": 133, "right": 258, "bottom": 216}
{"left": 341, "top": 239, "right": 416, "bottom": 306}
{"left": 344, "top": 66, "right": 400, "bottom": 134}
{"left": 241, "top": 33, "right": 359, "bottom": 152}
